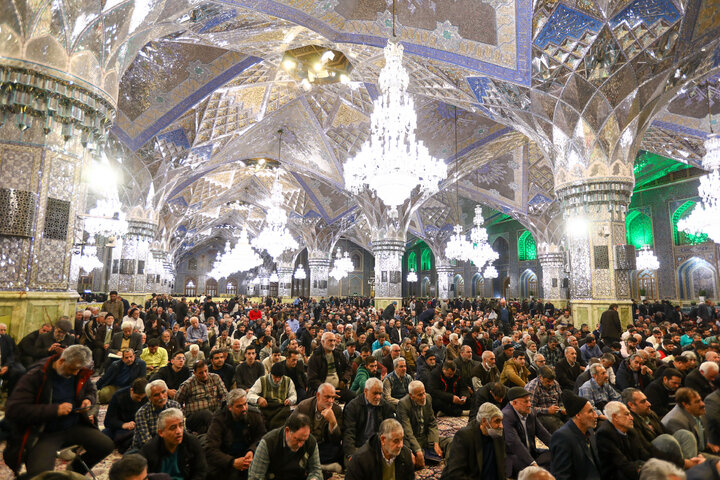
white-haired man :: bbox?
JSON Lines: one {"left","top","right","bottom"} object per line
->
{"left": 346, "top": 418, "right": 415, "bottom": 480}
{"left": 307, "top": 331, "right": 352, "bottom": 401}
{"left": 441, "top": 402, "right": 506, "bottom": 479}
{"left": 342, "top": 376, "right": 396, "bottom": 463}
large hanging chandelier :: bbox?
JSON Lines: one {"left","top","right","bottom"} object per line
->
{"left": 208, "top": 228, "right": 263, "bottom": 279}
{"left": 406, "top": 268, "right": 418, "bottom": 283}
{"left": 269, "top": 271, "right": 279, "bottom": 283}
{"left": 483, "top": 265, "right": 498, "bottom": 279}
{"left": 294, "top": 264, "right": 307, "bottom": 279}
{"left": 636, "top": 245, "right": 660, "bottom": 271}
{"left": 468, "top": 206, "right": 499, "bottom": 270}
{"left": 71, "top": 243, "right": 103, "bottom": 273}
{"left": 678, "top": 81, "right": 720, "bottom": 242}
{"left": 252, "top": 133, "right": 299, "bottom": 259}
{"left": 343, "top": 15, "right": 446, "bottom": 217}
{"left": 82, "top": 196, "right": 128, "bottom": 238}
{"left": 446, "top": 225, "right": 471, "bottom": 261}
{"left": 330, "top": 249, "right": 352, "bottom": 280}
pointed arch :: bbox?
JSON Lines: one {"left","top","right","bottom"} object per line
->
{"left": 677, "top": 257, "right": 717, "bottom": 299}
{"left": 454, "top": 274, "right": 465, "bottom": 297}
{"left": 626, "top": 210, "right": 654, "bottom": 249}
{"left": 519, "top": 268, "right": 538, "bottom": 298}
{"left": 421, "top": 276, "right": 431, "bottom": 297}
{"left": 472, "top": 273, "right": 484, "bottom": 297}
{"left": 408, "top": 251, "right": 417, "bottom": 272}
{"left": 517, "top": 230, "right": 537, "bottom": 261}
{"left": 493, "top": 237, "right": 509, "bottom": 264}
{"left": 673, "top": 201, "right": 709, "bottom": 246}
{"left": 421, "top": 248, "right": 432, "bottom": 271}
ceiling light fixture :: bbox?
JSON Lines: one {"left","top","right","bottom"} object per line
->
{"left": 294, "top": 264, "right": 307, "bottom": 280}
{"left": 446, "top": 105, "right": 471, "bottom": 261}
{"left": 406, "top": 268, "right": 418, "bottom": 283}
{"left": 208, "top": 228, "right": 263, "bottom": 279}
{"left": 636, "top": 245, "right": 660, "bottom": 271}
{"left": 343, "top": 0, "right": 446, "bottom": 218}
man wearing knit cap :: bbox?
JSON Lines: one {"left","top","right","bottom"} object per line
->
{"left": 549, "top": 390, "right": 601, "bottom": 480}
{"left": 503, "top": 387, "right": 552, "bottom": 476}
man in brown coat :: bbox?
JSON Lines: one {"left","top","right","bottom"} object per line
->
{"left": 289, "top": 382, "right": 344, "bottom": 472}
{"left": 500, "top": 350, "right": 531, "bottom": 387}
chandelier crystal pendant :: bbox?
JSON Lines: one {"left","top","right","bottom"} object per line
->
{"left": 208, "top": 228, "right": 263, "bottom": 279}
{"left": 636, "top": 245, "right": 660, "bottom": 271}
{"left": 343, "top": 39, "right": 447, "bottom": 217}
{"left": 294, "top": 264, "right": 307, "bottom": 280}
{"left": 483, "top": 265, "right": 498, "bottom": 279}
{"left": 269, "top": 271, "right": 279, "bottom": 283}
{"left": 679, "top": 81, "right": 720, "bottom": 242}
{"left": 252, "top": 173, "right": 299, "bottom": 260}
{"left": 446, "top": 225, "right": 471, "bottom": 261}
{"left": 406, "top": 269, "right": 418, "bottom": 283}
{"left": 72, "top": 244, "right": 103, "bottom": 273}
{"left": 83, "top": 197, "right": 129, "bottom": 238}
{"left": 468, "top": 206, "right": 499, "bottom": 271}
{"left": 330, "top": 249, "right": 352, "bottom": 280}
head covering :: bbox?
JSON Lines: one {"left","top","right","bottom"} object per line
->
{"left": 55, "top": 318, "right": 73, "bottom": 333}
{"left": 270, "top": 362, "right": 284, "bottom": 377}
{"left": 503, "top": 343, "right": 514, "bottom": 351}
{"left": 507, "top": 387, "right": 530, "bottom": 402}
{"left": 561, "top": 390, "right": 589, "bottom": 417}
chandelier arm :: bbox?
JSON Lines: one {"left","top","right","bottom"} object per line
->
{"left": 709, "top": 82, "right": 714, "bottom": 135}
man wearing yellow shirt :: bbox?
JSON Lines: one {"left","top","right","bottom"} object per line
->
{"left": 141, "top": 338, "right": 168, "bottom": 375}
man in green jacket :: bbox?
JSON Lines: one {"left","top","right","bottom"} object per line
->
{"left": 350, "top": 356, "right": 378, "bottom": 394}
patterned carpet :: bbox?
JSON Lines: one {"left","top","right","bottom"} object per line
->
{"left": 0, "top": 403, "right": 469, "bottom": 479}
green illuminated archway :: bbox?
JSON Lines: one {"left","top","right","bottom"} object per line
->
{"left": 626, "top": 210, "right": 653, "bottom": 249}
{"left": 408, "top": 251, "right": 417, "bottom": 272}
{"left": 517, "top": 230, "right": 537, "bottom": 261}
{"left": 421, "top": 248, "right": 432, "bottom": 270}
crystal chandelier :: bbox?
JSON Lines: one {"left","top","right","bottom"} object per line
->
{"left": 343, "top": 36, "right": 446, "bottom": 217}
{"left": 330, "top": 249, "right": 352, "bottom": 280}
{"left": 468, "top": 206, "right": 499, "bottom": 270}
{"left": 269, "top": 271, "right": 279, "bottom": 283}
{"left": 679, "top": 81, "right": 720, "bottom": 242}
{"left": 82, "top": 196, "right": 128, "bottom": 238}
{"left": 636, "top": 245, "right": 660, "bottom": 271}
{"left": 446, "top": 225, "right": 471, "bottom": 261}
{"left": 294, "top": 264, "right": 307, "bottom": 279}
{"left": 208, "top": 228, "right": 263, "bottom": 279}
{"left": 252, "top": 140, "right": 299, "bottom": 259}
{"left": 483, "top": 265, "right": 498, "bottom": 279}
{"left": 406, "top": 269, "right": 418, "bottom": 283}
{"left": 71, "top": 244, "right": 103, "bottom": 273}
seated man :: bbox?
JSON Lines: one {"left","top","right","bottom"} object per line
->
{"left": 616, "top": 353, "right": 654, "bottom": 391}
{"left": 346, "top": 418, "right": 415, "bottom": 480}
{"left": 578, "top": 363, "right": 621, "bottom": 418}
{"left": 342, "top": 377, "right": 396, "bottom": 463}
{"left": 470, "top": 381, "right": 508, "bottom": 419}
{"left": 277, "top": 348, "right": 307, "bottom": 401}
{"left": 247, "top": 361, "right": 297, "bottom": 429}
{"left": 685, "top": 361, "right": 719, "bottom": 400}
{"left": 234, "top": 345, "right": 265, "bottom": 390}
{"left": 103, "top": 377, "right": 148, "bottom": 452}
{"left": 108, "top": 453, "right": 151, "bottom": 480}
{"left": 108, "top": 321, "right": 143, "bottom": 361}
{"left": 502, "top": 387, "right": 552, "bottom": 477}
{"left": 555, "top": 346, "right": 584, "bottom": 391}
{"left": 662, "top": 387, "right": 720, "bottom": 457}
{"left": 291, "top": 382, "right": 344, "bottom": 472}
{"left": 206, "top": 388, "right": 267, "bottom": 479}
{"left": 4, "top": 345, "right": 114, "bottom": 477}
{"left": 429, "top": 360, "right": 471, "bottom": 416}
{"left": 150, "top": 351, "right": 191, "bottom": 398}
{"left": 549, "top": 390, "right": 601, "bottom": 480}
{"left": 175, "top": 359, "right": 228, "bottom": 434}
{"left": 441, "top": 402, "right": 507, "bottom": 480}
{"left": 132, "top": 379, "right": 182, "bottom": 450}
{"left": 141, "top": 407, "right": 207, "bottom": 480}
{"left": 97, "top": 348, "right": 147, "bottom": 404}
{"left": 397, "top": 380, "right": 452, "bottom": 468}
{"left": 184, "top": 343, "right": 205, "bottom": 369}
{"left": 471, "top": 350, "right": 500, "bottom": 389}
{"left": 350, "top": 355, "right": 378, "bottom": 393}
{"left": 139, "top": 338, "right": 168, "bottom": 376}
{"left": 34, "top": 317, "right": 76, "bottom": 361}
{"left": 261, "top": 346, "right": 285, "bottom": 373}
{"left": 158, "top": 329, "right": 180, "bottom": 359}
{"left": 383, "top": 357, "right": 411, "bottom": 406}
{"left": 454, "top": 345, "right": 478, "bottom": 392}
{"left": 186, "top": 316, "right": 209, "bottom": 355}
{"left": 208, "top": 349, "right": 235, "bottom": 390}
{"left": 501, "top": 350, "right": 531, "bottom": 387}
{"left": 247, "top": 413, "right": 322, "bottom": 480}
{"left": 525, "top": 366, "right": 566, "bottom": 433}
{"left": 307, "top": 332, "right": 352, "bottom": 401}
{"left": 644, "top": 368, "right": 683, "bottom": 418}
{"left": 0, "top": 322, "right": 25, "bottom": 394}
{"left": 18, "top": 322, "right": 53, "bottom": 367}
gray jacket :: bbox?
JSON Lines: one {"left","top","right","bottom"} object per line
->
{"left": 661, "top": 404, "right": 709, "bottom": 451}
{"left": 396, "top": 394, "right": 439, "bottom": 453}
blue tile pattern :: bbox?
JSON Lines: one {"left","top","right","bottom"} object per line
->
{"left": 157, "top": 128, "right": 191, "bottom": 149}
{"left": 533, "top": 4, "right": 603, "bottom": 49}
{"left": 609, "top": 0, "right": 681, "bottom": 29}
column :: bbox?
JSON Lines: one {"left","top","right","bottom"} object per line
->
{"left": 277, "top": 265, "right": 294, "bottom": 299}
{"left": 436, "top": 263, "right": 454, "bottom": 300}
{"left": 537, "top": 251, "right": 566, "bottom": 308}
{"left": 308, "top": 254, "right": 330, "bottom": 298}
{"left": 0, "top": 66, "right": 115, "bottom": 337}
{"left": 372, "top": 239, "right": 404, "bottom": 310}
{"left": 108, "top": 218, "right": 157, "bottom": 306}
{"left": 556, "top": 180, "right": 636, "bottom": 328}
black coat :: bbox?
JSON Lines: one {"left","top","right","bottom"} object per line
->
{"left": 555, "top": 358, "right": 583, "bottom": 391}
{"left": 141, "top": 432, "right": 207, "bottom": 480}
{"left": 549, "top": 420, "right": 601, "bottom": 480}
{"left": 644, "top": 377, "right": 675, "bottom": 419}
{"left": 0, "top": 334, "right": 17, "bottom": 367}
{"left": 600, "top": 309, "right": 621, "bottom": 342}
{"left": 616, "top": 359, "right": 653, "bottom": 391}
{"left": 596, "top": 420, "right": 650, "bottom": 480}
{"left": 502, "top": 403, "right": 551, "bottom": 475}
{"left": 105, "top": 386, "right": 147, "bottom": 434}
{"left": 345, "top": 433, "right": 414, "bottom": 480}
{"left": 440, "top": 419, "right": 506, "bottom": 480}
{"left": 306, "top": 346, "right": 351, "bottom": 394}
{"left": 685, "top": 369, "right": 715, "bottom": 400}
{"left": 204, "top": 407, "right": 266, "bottom": 475}
{"left": 342, "top": 393, "right": 396, "bottom": 458}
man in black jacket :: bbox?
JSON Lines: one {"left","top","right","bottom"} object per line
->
{"left": 555, "top": 346, "right": 584, "bottom": 391}
{"left": 549, "top": 390, "right": 601, "bottom": 480}
{"left": 103, "top": 378, "right": 148, "bottom": 452}
{"left": 0, "top": 322, "right": 25, "bottom": 394}
{"left": 441, "top": 402, "right": 506, "bottom": 480}
{"left": 600, "top": 304, "right": 622, "bottom": 346}
{"left": 342, "top": 377, "right": 396, "bottom": 463}
{"left": 205, "top": 388, "right": 266, "bottom": 479}
{"left": 306, "top": 332, "right": 352, "bottom": 400}
{"left": 18, "top": 322, "right": 53, "bottom": 367}
{"left": 34, "top": 317, "right": 76, "bottom": 360}
{"left": 428, "top": 360, "right": 470, "bottom": 416}
{"left": 346, "top": 418, "right": 414, "bottom": 480}
{"left": 150, "top": 351, "right": 190, "bottom": 398}
{"left": 502, "top": 387, "right": 551, "bottom": 477}
{"left": 141, "top": 407, "right": 207, "bottom": 480}
{"left": 644, "top": 368, "right": 683, "bottom": 419}
{"left": 234, "top": 345, "right": 265, "bottom": 390}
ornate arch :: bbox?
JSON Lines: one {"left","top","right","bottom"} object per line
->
{"left": 517, "top": 230, "right": 537, "bottom": 261}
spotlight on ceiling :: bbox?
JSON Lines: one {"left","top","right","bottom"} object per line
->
{"left": 281, "top": 45, "right": 353, "bottom": 89}
{"left": 240, "top": 157, "right": 281, "bottom": 170}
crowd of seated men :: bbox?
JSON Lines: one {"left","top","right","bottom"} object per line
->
{"left": 3, "top": 293, "right": 720, "bottom": 480}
